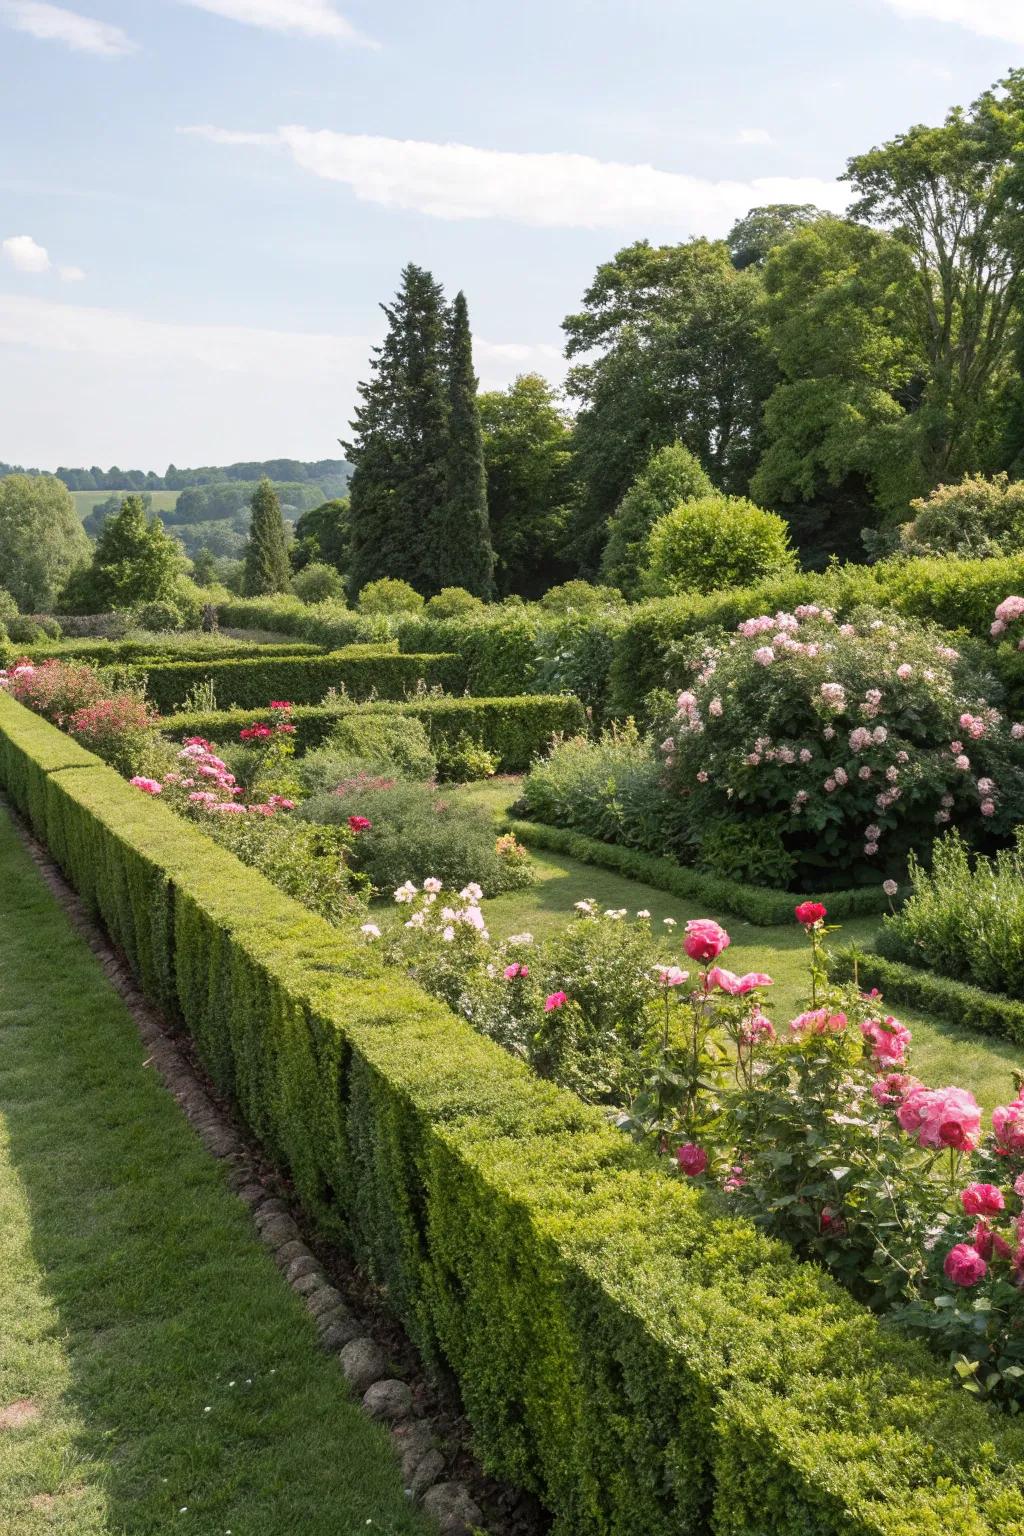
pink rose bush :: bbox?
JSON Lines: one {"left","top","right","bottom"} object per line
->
{"left": 662, "top": 609, "right": 1024, "bottom": 885}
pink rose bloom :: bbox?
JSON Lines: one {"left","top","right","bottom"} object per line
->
{"left": 676, "top": 1143, "right": 708, "bottom": 1177}
{"left": 740, "top": 1011, "right": 776, "bottom": 1045}
{"left": 992, "top": 1100, "right": 1024, "bottom": 1155}
{"left": 954, "top": 754, "right": 970, "bottom": 771}
{"left": 992, "top": 619, "right": 1008, "bottom": 637}
{"left": 897, "top": 1085, "right": 981, "bottom": 1151}
{"left": 709, "top": 697, "right": 723, "bottom": 717}
{"left": 129, "top": 776, "right": 162, "bottom": 794}
{"left": 753, "top": 646, "right": 775, "bottom": 666}
{"left": 995, "top": 596, "right": 1024, "bottom": 624}
{"left": 896, "top": 663, "right": 913, "bottom": 680}
{"left": 971, "top": 1221, "right": 1013, "bottom": 1262}
{"left": 871, "top": 1072, "right": 921, "bottom": 1107}
{"left": 790, "top": 1008, "right": 847, "bottom": 1036}
{"left": 961, "top": 1183, "right": 1005, "bottom": 1217}
{"left": 683, "top": 918, "right": 730, "bottom": 961}
{"left": 943, "top": 1244, "right": 988, "bottom": 1287}
{"left": 544, "top": 991, "right": 568, "bottom": 1012}
{"left": 706, "top": 966, "right": 773, "bottom": 995}
{"left": 504, "top": 963, "right": 529, "bottom": 980}
{"left": 864, "top": 841, "right": 878, "bottom": 856}
{"left": 981, "top": 799, "right": 996, "bottom": 816}
{"left": 861, "top": 1015, "right": 911, "bottom": 1065}
{"left": 1012, "top": 723, "right": 1024, "bottom": 740}
{"left": 656, "top": 965, "right": 689, "bottom": 987}
{"left": 213, "top": 802, "right": 247, "bottom": 814}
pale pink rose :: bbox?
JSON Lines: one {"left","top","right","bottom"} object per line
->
{"left": 995, "top": 596, "right": 1024, "bottom": 624}
{"left": 992, "top": 1100, "right": 1024, "bottom": 1155}
{"left": 897, "top": 1085, "right": 981, "bottom": 1151}
{"left": 1012, "top": 723, "right": 1024, "bottom": 740}
{"left": 859, "top": 766, "right": 872, "bottom": 781}
{"left": 896, "top": 663, "right": 913, "bottom": 680}
{"left": 789, "top": 1008, "right": 847, "bottom": 1036}
{"left": 753, "top": 647, "right": 775, "bottom": 666}
{"left": 954, "top": 755, "right": 970, "bottom": 771}
{"left": 871, "top": 1072, "right": 920, "bottom": 1107}
{"left": 709, "top": 697, "right": 723, "bottom": 717}
{"left": 864, "top": 842, "right": 878, "bottom": 856}
{"left": 992, "top": 619, "right": 1007, "bottom": 637}
{"left": 656, "top": 966, "right": 689, "bottom": 987}
{"left": 861, "top": 1015, "right": 911, "bottom": 1066}
{"left": 706, "top": 966, "right": 773, "bottom": 995}
{"left": 981, "top": 799, "right": 996, "bottom": 816}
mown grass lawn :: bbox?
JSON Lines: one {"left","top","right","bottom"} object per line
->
{"left": 0, "top": 810, "right": 426, "bottom": 1536}
{"left": 449, "top": 778, "right": 1022, "bottom": 1111}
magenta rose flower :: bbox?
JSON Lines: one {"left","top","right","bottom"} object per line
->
{"left": 961, "top": 1182, "right": 1005, "bottom": 1217}
{"left": 676, "top": 1143, "right": 708, "bottom": 1177}
{"left": 897, "top": 1085, "right": 981, "bottom": 1152}
{"left": 706, "top": 966, "right": 773, "bottom": 995}
{"left": 992, "top": 1100, "right": 1024, "bottom": 1155}
{"left": 943, "top": 1243, "right": 988, "bottom": 1287}
{"left": 544, "top": 991, "right": 568, "bottom": 1012}
{"left": 860, "top": 1015, "right": 912, "bottom": 1066}
{"left": 794, "top": 901, "right": 827, "bottom": 928}
{"left": 683, "top": 918, "right": 730, "bottom": 961}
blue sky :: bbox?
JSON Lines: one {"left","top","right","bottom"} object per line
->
{"left": 0, "top": 0, "right": 1020, "bottom": 471}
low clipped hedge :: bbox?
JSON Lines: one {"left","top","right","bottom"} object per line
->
{"left": 507, "top": 819, "right": 889, "bottom": 927}
{"left": 4, "top": 692, "right": 1024, "bottom": 1534}
{"left": 20, "top": 638, "right": 324, "bottom": 666}
{"left": 216, "top": 595, "right": 390, "bottom": 649}
{"left": 164, "top": 694, "right": 586, "bottom": 772}
{"left": 130, "top": 645, "right": 467, "bottom": 714}
{"left": 830, "top": 942, "right": 1024, "bottom": 1048}
{"left": 609, "top": 555, "right": 1024, "bottom": 717}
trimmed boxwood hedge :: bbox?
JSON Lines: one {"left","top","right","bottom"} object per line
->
{"left": 829, "top": 942, "right": 1024, "bottom": 1048}
{"left": 4, "top": 691, "right": 1024, "bottom": 1535}
{"left": 507, "top": 819, "right": 889, "bottom": 927}
{"left": 164, "top": 694, "right": 587, "bottom": 773}
{"left": 129, "top": 645, "right": 468, "bottom": 714}
{"left": 20, "top": 638, "right": 325, "bottom": 666}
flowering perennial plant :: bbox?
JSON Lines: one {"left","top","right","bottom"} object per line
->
{"left": 662, "top": 609, "right": 1024, "bottom": 886}
{"left": 380, "top": 882, "right": 1024, "bottom": 1409}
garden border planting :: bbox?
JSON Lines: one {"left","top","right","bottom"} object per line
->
{"left": 4, "top": 689, "right": 1024, "bottom": 1536}
{"left": 829, "top": 942, "right": 1024, "bottom": 1048}
{"left": 128, "top": 645, "right": 467, "bottom": 713}
{"left": 506, "top": 818, "right": 889, "bottom": 926}
{"left": 163, "top": 694, "right": 588, "bottom": 773}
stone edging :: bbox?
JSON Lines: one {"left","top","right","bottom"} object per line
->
{"left": 5, "top": 801, "right": 513, "bottom": 1536}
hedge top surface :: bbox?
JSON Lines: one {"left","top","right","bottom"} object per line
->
{"left": 3, "top": 688, "right": 1024, "bottom": 1533}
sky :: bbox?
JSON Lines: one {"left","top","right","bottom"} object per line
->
{"left": 0, "top": 0, "right": 1020, "bottom": 473}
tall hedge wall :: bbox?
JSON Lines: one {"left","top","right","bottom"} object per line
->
{"left": 128, "top": 646, "right": 468, "bottom": 714}
{"left": 3, "top": 691, "right": 1024, "bottom": 1535}
{"left": 164, "top": 694, "right": 586, "bottom": 772}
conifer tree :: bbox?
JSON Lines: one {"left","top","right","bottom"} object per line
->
{"left": 243, "top": 477, "right": 291, "bottom": 595}
{"left": 437, "top": 291, "right": 494, "bottom": 596}
{"left": 346, "top": 264, "right": 450, "bottom": 596}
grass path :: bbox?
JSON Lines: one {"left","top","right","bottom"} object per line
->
{"left": 0, "top": 810, "right": 426, "bottom": 1536}
{"left": 452, "top": 779, "right": 1022, "bottom": 1110}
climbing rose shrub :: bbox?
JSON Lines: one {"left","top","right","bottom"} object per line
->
{"left": 662, "top": 608, "right": 1024, "bottom": 886}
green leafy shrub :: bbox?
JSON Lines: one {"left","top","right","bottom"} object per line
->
{"left": 424, "top": 586, "right": 484, "bottom": 619}
{"left": 520, "top": 723, "right": 692, "bottom": 856}
{"left": 878, "top": 829, "right": 1024, "bottom": 999}
{"left": 292, "top": 561, "right": 345, "bottom": 603}
{"left": 697, "top": 815, "right": 797, "bottom": 887}
{"left": 898, "top": 473, "right": 1024, "bottom": 558}
{"left": 538, "top": 580, "right": 625, "bottom": 614}
{"left": 6, "top": 693, "right": 1024, "bottom": 1533}
{"left": 664, "top": 607, "right": 1024, "bottom": 887}
{"left": 357, "top": 578, "right": 424, "bottom": 615}
{"left": 601, "top": 443, "right": 714, "bottom": 598}
{"left": 132, "top": 599, "right": 186, "bottom": 633}
{"left": 435, "top": 732, "right": 499, "bottom": 782}
{"left": 315, "top": 712, "right": 437, "bottom": 781}
{"left": 299, "top": 780, "right": 532, "bottom": 895}
{"left": 194, "top": 810, "right": 362, "bottom": 925}
{"left": 641, "top": 494, "right": 797, "bottom": 597}
{"left": 7, "top": 616, "right": 49, "bottom": 643}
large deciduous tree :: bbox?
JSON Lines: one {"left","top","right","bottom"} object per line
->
{"left": 478, "top": 373, "right": 577, "bottom": 597}
{"left": 66, "top": 493, "right": 187, "bottom": 611}
{"left": 243, "top": 478, "right": 291, "bottom": 595}
{"left": 0, "top": 473, "right": 89, "bottom": 612}
{"left": 843, "top": 72, "right": 1024, "bottom": 486}
{"left": 562, "top": 238, "right": 776, "bottom": 572}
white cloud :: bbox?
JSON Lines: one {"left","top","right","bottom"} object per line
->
{"left": 735, "top": 128, "right": 773, "bottom": 145}
{"left": 2, "top": 2, "right": 136, "bottom": 55}
{"left": 880, "top": 0, "right": 1024, "bottom": 46}
{"left": 59, "top": 264, "right": 86, "bottom": 281}
{"left": 3, "top": 234, "right": 51, "bottom": 273}
{"left": 0, "top": 292, "right": 561, "bottom": 467}
{"left": 183, "top": 125, "right": 848, "bottom": 232}
{"left": 177, "top": 0, "right": 376, "bottom": 43}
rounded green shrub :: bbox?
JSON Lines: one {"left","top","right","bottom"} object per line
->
{"left": 356, "top": 578, "right": 424, "bottom": 615}
{"left": 293, "top": 561, "right": 346, "bottom": 604}
{"left": 641, "top": 494, "right": 797, "bottom": 597}
{"left": 601, "top": 444, "right": 714, "bottom": 597}
{"left": 424, "top": 586, "right": 484, "bottom": 619}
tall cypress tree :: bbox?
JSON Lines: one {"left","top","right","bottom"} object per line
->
{"left": 346, "top": 264, "right": 450, "bottom": 596}
{"left": 437, "top": 291, "right": 494, "bottom": 596}
{"left": 243, "top": 477, "right": 291, "bottom": 595}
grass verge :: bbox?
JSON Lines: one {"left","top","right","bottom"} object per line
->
{"left": 0, "top": 808, "right": 426, "bottom": 1536}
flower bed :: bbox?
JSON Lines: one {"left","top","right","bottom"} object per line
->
{"left": 829, "top": 942, "right": 1024, "bottom": 1048}
{"left": 662, "top": 607, "right": 1024, "bottom": 889}
{"left": 4, "top": 690, "right": 1024, "bottom": 1534}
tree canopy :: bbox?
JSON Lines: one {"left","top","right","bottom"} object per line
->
{"left": 0, "top": 474, "right": 90, "bottom": 612}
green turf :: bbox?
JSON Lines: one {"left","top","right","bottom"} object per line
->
{"left": 450, "top": 778, "right": 1022, "bottom": 1111}
{"left": 0, "top": 810, "right": 426, "bottom": 1536}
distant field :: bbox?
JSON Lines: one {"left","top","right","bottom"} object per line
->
{"left": 70, "top": 489, "right": 181, "bottom": 519}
